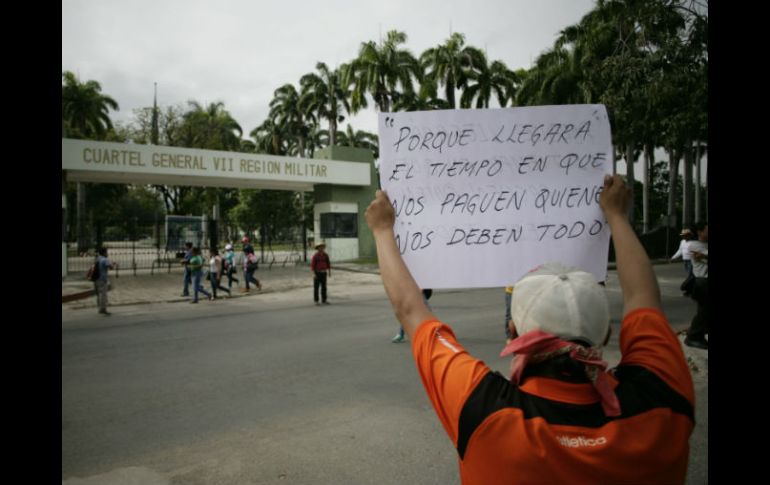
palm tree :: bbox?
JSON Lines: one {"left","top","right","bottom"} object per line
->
{"left": 343, "top": 30, "right": 421, "bottom": 113}
{"left": 340, "top": 125, "right": 379, "bottom": 157}
{"left": 61, "top": 71, "right": 121, "bottom": 252}
{"left": 180, "top": 101, "right": 242, "bottom": 151}
{"left": 251, "top": 118, "right": 287, "bottom": 155}
{"left": 166, "top": 101, "right": 243, "bottom": 216}
{"left": 299, "top": 62, "right": 350, "bottom": 146}
{"left": 420, "top": 32, "right": 478, "bottom": 108}
{"left": 61, "top": 71, "right": 119, "bottom": 139}
{"left": 270, "top": 83, "right": 316, "bottom": 157}
{"left": 516, "top": 45, "right": 592, "bottom": 107}
{"left": 461, "top": 53, "right": 519, "bottom": 109}
{"left": 391, "top": 90, "right": 450, "bottom": 112}
{"left": 239, "top": 139, "right": 256, "bottom": 153}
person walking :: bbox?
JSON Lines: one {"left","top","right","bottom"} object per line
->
{"left": 189, "top": 247, "right": 211, "bottom": 303}
{"left": 242, "top": 246, "right": 262, "bottom": 292}
{"left": 223, "top": 243, "right": 239, "bottom": 289}
{"left": 208, "top": 248, "right": 231, "bottom": 299}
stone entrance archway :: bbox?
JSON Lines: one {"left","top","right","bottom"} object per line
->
{"left": 61, "top": 139, "right": 377, "bottom": 279}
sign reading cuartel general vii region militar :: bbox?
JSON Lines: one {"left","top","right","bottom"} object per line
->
{"left": 61, "top": 139, "right": 370, "bottom": 191}
{"left": 378, "top": 105, "right": 613, "bottom": 289}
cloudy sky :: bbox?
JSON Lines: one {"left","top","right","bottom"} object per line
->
{"left": 62, "top": 0, "right": 597, "bottom": 138}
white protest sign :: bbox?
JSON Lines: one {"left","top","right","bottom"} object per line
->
{"left": 378, "top": 105, "right": 613, "bottom": 289}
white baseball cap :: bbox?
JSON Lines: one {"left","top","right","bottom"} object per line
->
{"left": 225, "top": 244, "right": 233, "bottom": 250}
{"left": 511, "top": 262, "right": 610, "bottom": 348}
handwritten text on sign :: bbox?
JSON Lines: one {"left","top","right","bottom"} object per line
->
{"left": 378, "top": 105, "right": 613, "bottom": 289}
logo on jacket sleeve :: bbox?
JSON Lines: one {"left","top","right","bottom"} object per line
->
{"left": 556, "top": 435, "right": 608, "bottom": 448}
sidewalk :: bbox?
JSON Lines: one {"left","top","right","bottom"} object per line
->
{"left": 62, "top": 259, "right": 671, "bottom": 307}
{"left": 62, "top": 262, "right": 382, "bottom": 309}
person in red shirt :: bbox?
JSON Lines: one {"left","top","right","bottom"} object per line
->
{"left": 365, "top": 174, "right": 695, "bottom": 485}
{"left": 310, "top": 241, "right": 332, "bottom": 305}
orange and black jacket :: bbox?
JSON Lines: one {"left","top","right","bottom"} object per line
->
{"left": 411, "top": 308, "right": 695, "bottom": 485}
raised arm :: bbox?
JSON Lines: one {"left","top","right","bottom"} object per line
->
{"left": 670, "top": 242, "right": 683, "bottom": 261}
{"left": 600, "top": 175, "right": 661, "bottom": 316}
{"left": 365, "top": 190, "right": 435, "bottom": 338}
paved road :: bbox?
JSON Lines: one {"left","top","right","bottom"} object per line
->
{"left": 62, "top": 263, "right": 707, "bottom": 484}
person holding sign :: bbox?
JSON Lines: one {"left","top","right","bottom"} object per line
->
{"left": 365, "top": 175, "right": 694, "bottom": 484}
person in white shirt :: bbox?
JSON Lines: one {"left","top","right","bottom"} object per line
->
{"left": 208, "top": 248, "right": 232, "bottom": 299}
{"left": 670, "top": 228, "right": 694, "bottom": 276}
{"left": 684, "top": 222, "right": 708, "bottom": 350}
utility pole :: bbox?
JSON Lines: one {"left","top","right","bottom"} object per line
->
{"left": 151, "top": 82, "right": 159, "bottom": 145}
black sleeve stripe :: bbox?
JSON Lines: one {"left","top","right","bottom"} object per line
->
{"left": 456, "top": 366, "right": 694, "bottom": 460}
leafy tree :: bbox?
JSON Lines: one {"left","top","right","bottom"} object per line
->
{"left": 229, "top": 189, "right": 308, "bottom": 259}
{"left": 461, "top": 54, "right": 519, "bottom": 109}
{"left": 299, "top": 62, "right": 350, "bottom": 146}
{"left": 62, "top": 71, "right": 121, "bottom": 251}
{"left": 270, "top": 83, "right": 316, "bottom": 157}
{"left": 391, "top": 87, "right": 450, "bottom": 112}
{"left": 343, "top": 30, "right": 421, "bottom": 113}
{"left": 336, "top": 125, "right": 380, "bottom": 158}
{"left": 420, "top": 32, "right": 477, "bottom": 108}
{"left": 251, "top": 118, "right": 287, "bottom": 155}
{"left": 62, "top": 71, "right": 119, "bottom": 139}
{"left": 179, "top": 101, "right": 242, "bottom": 151}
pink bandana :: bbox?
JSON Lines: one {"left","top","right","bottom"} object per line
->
{"left": 500, "top": 330, "right": 621, "bottom": 417}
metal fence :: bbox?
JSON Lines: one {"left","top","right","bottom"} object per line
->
{"left": 65, "top": 218, "right": 308, "bottom": 276}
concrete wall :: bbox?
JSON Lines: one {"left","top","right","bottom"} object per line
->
{"left": 312, "top": 146, "right": 377, "bottom": 261}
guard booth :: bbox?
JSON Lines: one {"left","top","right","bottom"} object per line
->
{"left": 312, "top": 146, "right": 377, "bottom": 262}
{"left": 61, "top": 139, "right": 377, "bottom": 279}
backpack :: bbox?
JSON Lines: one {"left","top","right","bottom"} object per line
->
{"left": 246, "top": 253, "right": 259, "bottom": 272}
{"left": 87, "top": 260, "right": 101, "bottom": 282}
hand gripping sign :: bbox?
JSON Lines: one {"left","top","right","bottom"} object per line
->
{"left": 378, "top": 105, "right": 613, "bottom": 289}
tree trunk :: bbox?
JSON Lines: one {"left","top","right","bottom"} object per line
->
{"left": 666, "top": 147, "right": 679, "bottom": 228}
{"left": 682, "top": 142, "right": 693, "bottom": 227}
{"left": 694, "top": 141, "right": 702, "bottom": 223}
{"left": 329, "top": 117, "right": 337, "bottom": 146}
{"left": 612, "top": 144, "right": 617, "bottom": 174}
{"left": 642, "top": 145, "right": 653, "bottom": 233}
{"left": 155, "top": 185, "right": 173, "bottom": 214}
{"left": 625, "top": 143, "right": 635, "bottom": 224}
